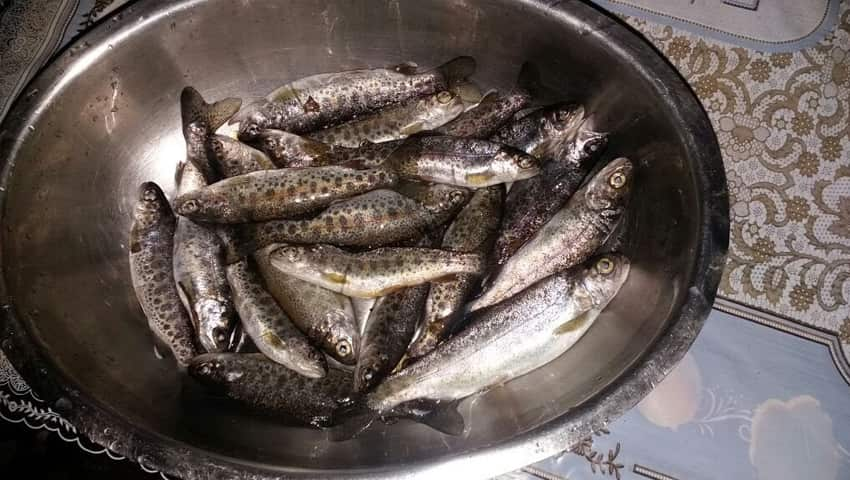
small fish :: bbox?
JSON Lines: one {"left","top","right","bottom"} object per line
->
{"left": 238, "top": 185, "right": 470, "bottom": 251}
{"left": 173, "top": 164, "right": 239, "bottom": 353}
{"left": 226, "top": 259, "right": 327, "bottom": 378}
{"left": 129, "top": 182, "right": 199, "bottom": 367}
{"left": 367, "top": 254, "right": 630, "bottom": 428}
{"left": 435, "top": 89, "right": 532, "bottom": 138}
{"left": 355, "top": 283, "right": 429, "bottom": 393}
{"left": 254, "top": 245, "right": 360, "bottom": 365}
{"left": 469, "top": 158, "right": 633, "bottom": 312}
{"left": 385, "top": 136, "right": 540, "bottom": 188}
{"left": 173, "top": 166, "right": 397, "bottom": 223}
{"left": 180, "top": 87, "right": 242, "bottom": 183}
{"left": 268, "top": 244, "right": 484, "bottom": 298}
{"left": 406, "top": 185, "right": 504, "bottom": 360}
{"left": 309, "top": 90, "right": 465, "bottom": 148}
{"left": 249, "top": 129, "right": 333, "bottom": 168}
{"left": 314, "top": 140, "right": 404, "bottom": 170}
{"left": 490, "top": 102, "right": 585, "bottom": 163}
{"left": 207, "top": 134, "right": 276, "bottom": 177}
{"left": 236, "top": 57, "right": 476, "bottom": 139}
{"left": 189, "top": 353, "right": 356, "bottom": 427}
{"left": 492, "top": 127, "right": 608, "bottom": 264}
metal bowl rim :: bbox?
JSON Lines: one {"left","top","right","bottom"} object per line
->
{"left": 0, "top": 0, "right": 729, "bottom": 478}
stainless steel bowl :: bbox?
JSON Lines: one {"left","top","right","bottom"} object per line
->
{"left": 0, "top": 0, "right": 728, "bottom": 478}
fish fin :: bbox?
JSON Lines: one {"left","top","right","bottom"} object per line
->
{"left": 554, "top": 310, "right": 592, "bottom": 335}
{"left": 180, "top": 86, "right": 243, "bottom": 133}
{"left": 328, "top": 403, "right": 377, "bottom": 442}
{"left": 387, "top": 399, "right": 465, "bottom": 436}
{"left": 391, "top": 61, "right": 419, "bottom": 75}
{"left": 400, "top": 121, "right": 425, "bottom": 136}
{"left": 436, "top": 56, "right": 477, "bottom": 87}
{"left": 516, "top": 61, "right": 542, "bottom": 97}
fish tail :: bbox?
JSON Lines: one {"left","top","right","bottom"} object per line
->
{"left": 328, "top": 402, "right": 378, "bottom": 442}
{"left": 386, "top": 399, "right": 465, "bottom": 436}
{"left": 436, "top": 56, "right": 477, "bottom": 87}
{"left": 180, "top": 86, "right": 242, "bottom": 133}
{"left": 516, "top": 61, "right": 543, "bottom": 98}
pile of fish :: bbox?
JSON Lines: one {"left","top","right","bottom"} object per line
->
{"left": 128, "top": 56, "right": 633, "bottom": 436}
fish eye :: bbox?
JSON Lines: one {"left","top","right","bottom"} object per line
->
{"left": 198, "top": 363, "right": 212, "bottom": 376}
{"left": 449, "top": 190, "right": 466, "bottom": 203}
{"left": 336, "top": 340, "right": 352, "bottom": 357}
{"left": 181, "top": 199, "right": 199, "bottom": 213}
{"left": 437, "top": 91, "right": 454, "bottom": 104}
{"left": 585, "top": 138, "right": 604, "bottom": 154}
{"left": 517, "top": 156, "right": 537, "bottom": 169}
{"left": 596, "top": 257, "right": 615, "bottom": 275}
{"left": 609, "top": 171, "right": 627, "bottom": 189}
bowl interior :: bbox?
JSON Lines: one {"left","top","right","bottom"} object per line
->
{"left": 1, "top": 0, "right": 705, "bottom": 473}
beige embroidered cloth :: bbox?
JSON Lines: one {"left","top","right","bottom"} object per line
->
{"left": 625, "top": 5, "right": 850, "bottom": 360}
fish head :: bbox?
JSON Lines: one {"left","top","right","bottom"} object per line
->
{"left": 234, "top": 100, "right": 270, "bottom": 140}
{"left": 581, "top": 253, "right": 631, "bottom": 307}
{"left": 133, "top": 182, "right": 171, "bottom": 229}
{"left": 406, "top": 91, "right": 466, "bottom": 134}
{"left": 195, "top": 298, "right": 238, "bottom": 353}
{"left": 268, "top": 244, "right": 316, "bottom": 275}
{"left": 584, "top": 157, "right": 633, "bottom": 213}
{"left": 208, "top": 135, "right": 241, "bottom": 162}
{"left": 354, "top": 355, "right": 386, "bottom": 393}
{"left": 174, "top": 190, "right": 234, "bottom": 222}
{"left": 491, "top": 148, "right": 541, "bottom": 183}
{"left": 420, "top": 184, "right": 472, "bottom": 213}
{"left": 570, "top": 128, "right": 609, "bottom": 164}
{"left": 188, "top": 353, "right": 245, "bottom": 389}
{"left": 322, "top": 313, "right": 361, "bottom": 365}
{"left": 531, "top": 103, "right": 586, "bottom": 161}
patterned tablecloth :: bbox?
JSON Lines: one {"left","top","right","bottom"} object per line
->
{"left": 1, "top": 1, "right": 849, "bottom": 479}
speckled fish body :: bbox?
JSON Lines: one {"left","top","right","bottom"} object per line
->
{"left": 407, "top": 185, "right": 504, "bottom": 360}
{"left": 492, "top": 128, "right": 608, "bottom": 265}
{"left": 469, "top": 158, "right": 633, "bottom": 312}
{"left": 226, "top": 259, "right": 327, "bottom": 378}
{"left": 173, "top": 166, "right": 397, "bottom": 223}
{"left": 354, "top": 283, "right": 429, "bottom": 393}
{"left": 236, "top": 57, "right": 476, "bottom": 139}
{"left": 254, "top": 245, "right": 360, "bottom": 365}
{"left": 129, "top": 182, "right": 199, "bottom": 368}
{"left": 314, "top": 140, "right": 404, "bottom": 170}
{"left": 435, "top": 90, "right": 532, "bottom": 138}
{"left": 386, "top": 136, "right": 540, "bottom": 188}
{"left": 173, "top": 162, "right": 239, "bottom": 353}
{"left": 268, "top": 245, "right": 484, "bottom": 298}
{"left": 240, "top": 185, "right": 470, "bottom": 250}
{"left": 208, "top": 134, "right": 276, "bottom": 177}
{"left": 189, "top": 353, "right": 355, "bottom": 427}
{"left": 490, "top": 102, "right": 585, "bottom": 163}
{"left": 369, "top": 254, "right": 630, "bottom": 412}
{"left": 181, "top": 87, "right": 242, "bottom": 183}
{"left": 309, "top": 91, "right": 465, "bottom": 148}
{"left": 250, "top": 129, "right": 333, "bottom": 168}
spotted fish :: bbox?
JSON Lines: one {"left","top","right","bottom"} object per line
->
{"left": 435, "top": 89, "right": 532, "bottom": 138}
{"left": 492, "top": 126, "right": 608, "bottom": 265}
{"left": 236, "top": 184, "right": 470, "bottom": 252}
{"left": 129, "top": 182, "right": 199, "bottom": 368}
{"left": 207, "top": 134, "right": 276, "bottom": 178}
{"left": 490, "top": 102, "right": 585, "bottom": 163}
{"left": 384, "top": 136, "right": 540, "bottom": 188}
{"left": 366, "top": 254, "right": 630, "bottom": 432}
{"left": 267, "top": 244, "right": 484, "bottom": 298}
{"left": 173, "top": 166, "right": 397, "bottom": 223}
{"left": 254, "top": 245, "right": 360, "bottom": 365}
{"left": 406, "top": 185, "right": 504, "bottom": 360}
{"left": 180, "top": 87, "right": 241, "bottom": 183}
{"left": 469, "top": 158, "right": 633, "bottom": 312}
{"left": 249, "top": 129, "right": 333, "bottom": 168}
{"left": 236, "top": 56, "right": 476, "bottom": 139}
{"left": 189, "top": 353, "right": 356, "bottom": 427}
{"left": 309, "top": 90, "right": 465, "bottom": 148}
{"left": 226, "top": 259, "right": 327, "bottom": 378}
